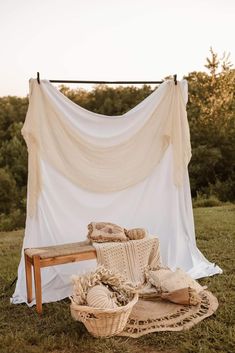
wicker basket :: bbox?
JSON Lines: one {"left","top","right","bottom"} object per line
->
{"left": 70, "top": 293, "right": 138, "bottom": 337}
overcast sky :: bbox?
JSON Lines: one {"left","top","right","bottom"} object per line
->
{"left": 0, "top": 0, "right": 234, "bottom": 96}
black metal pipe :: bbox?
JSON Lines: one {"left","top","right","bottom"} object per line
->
{"left": 173, "top": 74, "right": 177, "bottom": 85}
{"left": 36, "top": 72, "right": 177, "bottom": 85}
{"left": 49, "top": 79, "right": 164, "bottom": 84}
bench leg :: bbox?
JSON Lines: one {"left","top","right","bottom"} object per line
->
{"left": 24, "top": 253, "right": 33, "bottom": 303}
{"left": 33, "top": 255, "right": 42, "bottom": 314}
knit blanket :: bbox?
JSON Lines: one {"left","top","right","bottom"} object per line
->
{"left": 93, "top": 235, "right": 160, "bottom": 286}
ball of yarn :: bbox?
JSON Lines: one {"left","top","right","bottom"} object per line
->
{"left": 86, "top": 284, "right": 118, "bottom": 309}
{"left": 126, "top": 228, "right": 147, "bottom": 240}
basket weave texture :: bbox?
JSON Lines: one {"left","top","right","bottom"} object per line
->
{"left": 70, "top": 293, "right": 138, "bottom": 337}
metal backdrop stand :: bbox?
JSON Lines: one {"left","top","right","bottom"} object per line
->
{"left": 36, "top": 72, "right": 177, "bottom": 85}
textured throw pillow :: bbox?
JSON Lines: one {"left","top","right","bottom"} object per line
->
{"left": 161, "top": 287, "right": 201, "bottom": 306}
{"left": 148, "top": 267, "right": 204, "bottom": 294}
{"left": 87, "top": 222, "right": 128, "bottom": 243}
{"left": 126, "top": 228, "right": 148, "bottom": 240}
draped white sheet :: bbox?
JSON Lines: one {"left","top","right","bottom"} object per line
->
{"left": 12, "top": 79, "right": 222, "bottom": 306}
{"left": 21, "top": 79, "right": 191, "bottom": 216}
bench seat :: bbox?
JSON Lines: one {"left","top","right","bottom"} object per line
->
{"left": 25, "top": 240, "right": 94, "bottom": 259}
{"left": 24, "top": 240, "right": 97, "bottom": 314}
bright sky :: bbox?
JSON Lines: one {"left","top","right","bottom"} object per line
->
{"left": 0, "top": 0, "right": 234, "bottom": 96}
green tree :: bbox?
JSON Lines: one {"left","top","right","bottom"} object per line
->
{"left": 59, "top": 84, "right": 153, "bottom": 115}
{"left": 185, "top": 48, "right": 235, "bottom": 199}
{"left": 0, "top": 168, "right": 17, "bottom": 214}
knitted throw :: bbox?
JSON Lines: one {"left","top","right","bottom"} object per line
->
{"left": 93, "top": 236, "right": 160, "bottom": 286}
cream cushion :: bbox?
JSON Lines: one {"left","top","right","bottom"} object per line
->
{"left": 148, "top": 268, "right": 204, "bottom": 293}
{"left": 161, "top": 287, "right": 201, "bottom": 305}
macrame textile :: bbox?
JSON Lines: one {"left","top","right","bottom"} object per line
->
{"left": 94, "top": 236, "right": 161, "bottom": 286}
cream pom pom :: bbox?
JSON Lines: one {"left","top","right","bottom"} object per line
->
{"left": 86, "top": 284, "right": 118, "bottom": 309}
{"left": 126, "top": 228, "right": 147, "bottom": 240}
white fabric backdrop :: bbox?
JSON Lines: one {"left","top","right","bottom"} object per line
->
{"left": 12, "top": 80, "right": 222, "bottom": 305}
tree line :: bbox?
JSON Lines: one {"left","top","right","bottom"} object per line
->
{"left": 0, "top": 49, "right": 234, "bottom": 230}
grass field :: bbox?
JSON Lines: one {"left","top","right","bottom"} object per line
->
{"left": 0, "top": 206, "right": 234, "bottom": 353}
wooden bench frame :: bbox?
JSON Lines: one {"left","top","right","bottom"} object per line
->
{"left": 24, "top": 244, "right": 96, "bottom": 314}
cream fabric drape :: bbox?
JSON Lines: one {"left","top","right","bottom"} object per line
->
{"left": 11, "top": 79, "right": 222, "bottom": 306}
{"left": 22, "top": 79, "right": 191, "bottom": 216}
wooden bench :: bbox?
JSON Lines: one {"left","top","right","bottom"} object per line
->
{"left": 24, "top": 240, "right": 96, "bottom": 314}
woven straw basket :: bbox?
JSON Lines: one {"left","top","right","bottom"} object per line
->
{"left": 70, "top": 293, "right": 138, "bottom": 337}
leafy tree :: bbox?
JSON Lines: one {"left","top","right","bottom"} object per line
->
{"left": 185, "top": 48, "right": 235, "bottom": 199}
{"left": 60, "top": 84, "right": 153, "bottom": 115}
{"left": 0, "top": 168, "right": 17, "bottom": 214}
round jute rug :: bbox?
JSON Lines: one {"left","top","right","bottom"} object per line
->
{"left": 119, "top": 290, "right": 218, "bottom": 338}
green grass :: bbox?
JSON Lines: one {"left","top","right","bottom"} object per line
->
{"left": 0, "top": 206, "right": 234, "bottom": 353}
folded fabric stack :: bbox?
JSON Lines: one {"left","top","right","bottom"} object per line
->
{"left": 87, "top": 222, "right": 147, "bottom": 243}
{"left": 71, "top": 266, "right": 135, "bottom": 308}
